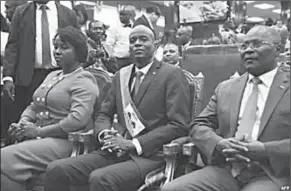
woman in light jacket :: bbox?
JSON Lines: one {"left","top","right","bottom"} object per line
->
{"left": 1, "top": 26, "right": 99, "bottom": 191}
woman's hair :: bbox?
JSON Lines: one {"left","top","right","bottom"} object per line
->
{"left": 73, "top": 3, "right": 88, "bottom": 26}
{"left": 54, "top": 26, "right": 88, "bottom": 63}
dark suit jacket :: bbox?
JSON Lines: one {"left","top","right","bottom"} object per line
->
{"left": 94, "top": 60, "right": 191, "bottom": 177}
{"left": 3, "top": 2, "right": 79, "bottom": 86}
{"left": 191, "top": 66, "right": 290, "bottom": 186}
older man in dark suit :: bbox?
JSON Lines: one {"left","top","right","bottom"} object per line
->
{"left": 2, "top": 0, "right": 79, "bottom": 122}
{"left": 162, "top": 25, "right": 290, "bottom": 191}
{"left": 44, "top": 21, "right": 191, "bottom": 191}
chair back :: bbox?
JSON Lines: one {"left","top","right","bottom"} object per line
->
{"left": 182, "top": 70, "right": 205, "bottom": 120}
{"left": 84, "top": 66, "right": 112, "bottom": 119}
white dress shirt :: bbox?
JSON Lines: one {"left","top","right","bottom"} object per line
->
{"left": 238, "top": 67, "right": 278, "bottom": 140}
{"left": 35, "top": 1, "right": 58, "bottom": 68}
{"left": 105, "top": 21, "right": 132, "bottom": 58}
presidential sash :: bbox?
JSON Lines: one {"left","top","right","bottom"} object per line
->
{"left": 119, "top": 64, "right": 147, "bottom": 138}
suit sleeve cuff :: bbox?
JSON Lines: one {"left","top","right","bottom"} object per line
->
{"left": 3, "top": 76, "right": 13, "bottom": 82}
{"left": 132, "top": 138, "right": 143, "bottom": 155}
{"left": 97, "top": 129, "right": 111, "bottom": 143}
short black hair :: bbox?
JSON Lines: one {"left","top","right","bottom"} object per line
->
{"left": 146, "top": 6, "right": 161, "bottom": 17}
{"left": 54, "top": 26, "right": 88, "bottom": 63}
{"left": 73, "top": 4, "right": 88, "bottom": 25}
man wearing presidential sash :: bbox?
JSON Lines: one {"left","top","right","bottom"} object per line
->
{"left": 44, "top": 21, "right": 192, "bottom": 191}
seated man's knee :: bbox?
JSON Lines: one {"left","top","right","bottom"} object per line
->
{"left": 89, "top": 170, "right": 116, "bottom": 189}
{"left": 161, "top": 181, "right": 181, "bottom": 191}
{"left": 46, "top": 159, "right": 71, "bottom": 179}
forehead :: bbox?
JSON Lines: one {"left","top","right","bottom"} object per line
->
{"left": 164, "top": 44, "right": 178, "bottom": 51}
{"left": 91, "top": 22, "right": 103, "bottom": 28}
{"left": 177, "top": 28, "right": 187, "bottom": 34}
{"left": 130, "top": 26, "right": 154, "bottom": 39}
{"left": 244, "top": 27, "right": 279, "bottom": 43}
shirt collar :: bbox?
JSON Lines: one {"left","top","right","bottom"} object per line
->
{"left": 135, "top": 62, "right": 154, "bottom": 76}
{"left": 248, "top": 67, "right": 278, "bottom": 88}
{"left": 183, "top": 41, "right": 192, "bottom": 49}
{"left": 36, "top": 1, "right": 56, "bottom": 11}
{"left": 174, "top": 61, "right": 180, "bottom": 67}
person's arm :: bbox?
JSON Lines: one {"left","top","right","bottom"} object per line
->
{"left": 94, "top": 73, "right": 118, "bottom": 141}
{"left": 190, "top": 83, "right": 224, "bottom": 164}
{"left": 3, "top": 6, "right": 22, "bottom": 81}
{"left": 263, "top": 139, "right": 290, "bottom": 175}
{"left": 135, "top": 68, "right": 191, "bottom": 157}
{"left": 104, "top": 27, "right": 117, "bottom": 57}
{"left": 39, "top": 74, "right": 99, "bottom": 138}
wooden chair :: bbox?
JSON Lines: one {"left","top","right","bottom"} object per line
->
{"left": 137, "top": 71, "right": 205, "bottom": 191}
{"left": 63, "top": 70, "right": 204, "bottom": 191}
{"left": 29, "top": 67, "right": 112, "bottom": 191}
{"left": 150, "top": 71, "right": 241, "bottom": 191}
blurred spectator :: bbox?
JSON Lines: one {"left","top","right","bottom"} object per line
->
{"left": 176, "top": 26, "right": 196, "bottom": 50}
{"left": 265, "top": 17, "right": 274, "bottom": 26}
{"left": 203, "top": 33, "right": 221, "bottom": 45}
{"left": 135, "top": 5, "right": 161, "bottom": 30}
{"left": 85, "top": 20, "right": 109, "bottom": 71}
{"left": 162, "top": 43, "right": 181, "bottom": 67}
{"left": 218, "top": 24, "right": 237, "bottom": 44}
{"left": 105, "top": 5, "right": 135, "bottom": 73}
{"left": 4, "top": 0, "right": 27, "bottom": 22}
{"left": 73, "top": 3, "right": 88, "bottom": 34}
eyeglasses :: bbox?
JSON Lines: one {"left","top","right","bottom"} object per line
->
{"left": 238, "top": 40, "right": 274, "bottom": 51}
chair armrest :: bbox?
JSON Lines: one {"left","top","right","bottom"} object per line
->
{"left": 77, "top": 129, "right": 94, "bottom": 143}
{"left": 68, "top": 132, "right": 80, "bottom": 142}
{"left": 163, "top": 143, "right": 182, "bottom": 156}
{"left": 182, "top": 142, "right": 198, "bottom": 156}
{"left": 171, "top": 136, "right": 190, "bottom": 145}
{"left": 163, "top": 136, "right": 190, "bottom": 156}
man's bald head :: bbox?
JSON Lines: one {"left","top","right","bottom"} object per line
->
{"left": 244, "top": 25, "right": 281, "bottom": 45}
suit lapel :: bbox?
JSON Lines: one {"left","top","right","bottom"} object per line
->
{"left": 133, "top": 61, "right": 160, "bottom": 106}
{"left": 229, "top": 74, "right": 248, "bottom": 137}
{"left": 258, "top": 68, "right": 289, "bottom": 137}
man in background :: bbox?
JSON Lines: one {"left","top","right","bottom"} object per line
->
{"left": 175, "top": 26, "right": 196, "bottom": 51}
{"left": 105, "top": 5, "right": 136, "bottom": 73}
{"left": 162, "top": 43, "right": 181, "bottom": 67}
{"left": 135, "top": 6, "right": 161, "bottom": 31}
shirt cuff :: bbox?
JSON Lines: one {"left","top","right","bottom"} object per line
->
{"left": 97, "top": 129, "right": 111, "bottom": 143}
{"left": 132, "top": 138, "right": 143, "bottom": 155}
{"left": 2, "top": 76, "right": 13, "bottom": 82}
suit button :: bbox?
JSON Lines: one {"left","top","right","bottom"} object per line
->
{"left": 36, "top": 97, "right": 41, "bottom": 102}
{"left": 41, "top": 98, "right": 45, "bottom": 102}
{"left": 45, "top": 111, "right": 49, "bottom": 116}
{"left": 40, "top": 112, "right": 44, "bottom": 116}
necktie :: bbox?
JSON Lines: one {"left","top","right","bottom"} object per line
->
{"left": 231, "top": 77, "right": 262, "bottom": 177}
{"left": 41, "top": 5, "right": 52, "bottom": 68}
{"left": 133, "top": 71, "right": 143, "bottom": 97}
